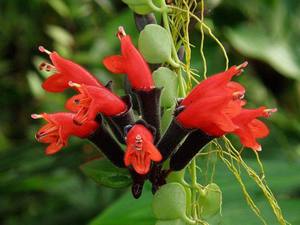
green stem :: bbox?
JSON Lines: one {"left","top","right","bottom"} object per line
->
{"left": 190, "top": 158, "right": 199, "bottom": 220}
{"left": 161, "top": 1, "right": 186, "bottom": 97}
{"left": 147, "top": 0, "right": 165, "bottom": 12}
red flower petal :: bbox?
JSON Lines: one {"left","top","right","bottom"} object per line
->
{"left": 124, "top": 124, "right": 161, "bottom": 174}
{"left": 40, "top": 49, "right": 103, "bottom": 92}
{"left": 181, "top": 63, "right": 247, "bottom": 106}
{"left": 103, "top": 55, "right": 125, "bottom": 74}
{"left": 232, "top": 107, "right": 275, "bottom": 151}
{"left": 45, "top": 142, "right": 64, "bottom": 155}
{"left": 103, "top": 28, "right": 154, "bottom": 91}
{"left": 177, "top": 95, "right": 238, "bottom": 136}
{"left": 65, "top": 94, "right": 83, "bottom": 112}
{"left": 143, "top": 140, "right": 162, "bottom": 162}
{"left": 42, "top": 73, "right": 67, "bottom": 92}
{"left": 32, "top": 112, "right": 99, "bottom": 154}
{"left": 66, "top": 84, "right": 127, "bottom": 124}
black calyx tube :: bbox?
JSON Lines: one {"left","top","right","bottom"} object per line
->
{"left": 170, "top": 129, "right": 214, "bottom": 171}
{"left": 156, "top": 118, "right": 192, "bottom": 161}
{"left": 130, "top": 170, "right": 147, "bottom": 199}
{"left": 108, "top": 95, "right": 135, "bottom": 144}
{"left": 88, "top": 116, "right": 125, "bottom": 168}
{"left": 149, "top": 164, "right": 171, "bottom": 194}
{"left": 134, "top": 13, "right": 157, "bottom": 32}
{"left": 134, "top": 88, "right": 162, "bottom": 142}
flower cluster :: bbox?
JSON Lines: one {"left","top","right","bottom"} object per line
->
{"left": 176, "top": 62, "right": 276, "bottom": 151}
{"left": 32, "top": 27, "right": 276, "bottom": 198}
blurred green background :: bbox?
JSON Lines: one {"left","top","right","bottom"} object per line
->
{"left": 0, "top": 0, "right": 299, "bottom": 224}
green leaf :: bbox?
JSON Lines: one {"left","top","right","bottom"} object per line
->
{"left": 47, "top": 0, "right": 71, "bottom": 18}
{"left": 152, "top": 182, "right": 187, "bottom": 220}
{"left": 155, "top": 219, "right": 187, "bottom": 225}
{"left": 161, "top": 106, "right": 175, "bottom": 134}
{"left": 26, "top": 71, "right": 44, "bottom": 99}
{"left": 80, "top": 158, "right": 132, "bottom": 189}
{"left": 122, "top": 0, "right": 161, "bottom": 15}
{"left": 198, "top": 183, "right": 222, "bottom": 219}
{"left": 89, "top": 184, "right": 155, "bottom": 225}
{"left": 153, "top": 67, "right": 178, "bottom": 108}
{"left": 138, "top": 24, "right": 172, "bottom": 64}
{"left": 46, "top": 25, "right": 74, "bottom": 48}
{"left": 226, "top": 25, "right": 300, "bottom": 80}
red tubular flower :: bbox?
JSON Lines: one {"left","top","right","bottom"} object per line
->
{"left": 181, "top": 62, "right": 248, "bottom": 107}
{"left": 177, "top": 95, "right": 240, "bottom": 136}
{"left": 38, "top": 46, "right": 103, "bottom": 92}
{"left": 124, "top": 124, "right": 162, "bottom": 175}
{"left": 176, "top": 63, "right": 248, "bottom": 137}
{"left": 65, "top": 82, "right": 127, "bottom": 125}
{"left": 232, "top": 107, "right": 277, "bottom": 151}
{"left": 31, "top": 112, "right": 99, "bottom": 155}
{"left": 103, "top": 26, "right": 154, "bottom": 91}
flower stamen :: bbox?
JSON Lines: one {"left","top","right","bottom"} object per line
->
{"left": 233, "top": 91, "right": 245, "bottom": 100}
{"left": 38, "top": 46, "right": 52, "bottom": 55}
{"left": 39, "top": 62, "right": 56, "bottom": 72}
{"left": 31, "top": 114, "right": 44, "bottom": 119}
{"left": 263, "top": 108, "right": 277, "bottom": 117}
{"left": 236, "top": 61, "right": 248, "bottom": 70}
{"left": 68, "top": 81, "right": 81, "bottom": 88}
{"left": 117, "top": 26, "right": 126, "bottom": 39}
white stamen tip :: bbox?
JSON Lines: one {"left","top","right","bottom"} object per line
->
{"left": 255, "top": 145, "right": 262, "bottom": 151}
{"left": 264, "top": 108, "right": 277, "bottom": 116}
{"left": 38, "top": 46, "right": 51, "bottom": 55}
{"left": 117, "top": 26, "right": 126, "bottom": 38}
{"left": 31, "top": 114, "right": 43, "bottom": 119}
{"left": 237, "top": 61, "right": 248, "bottom": 70}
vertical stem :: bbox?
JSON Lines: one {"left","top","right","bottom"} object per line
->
{"left": 190, "top": 158, "right": 198, "bottom": 219}
{"left": 161, "top": 1, "right": 186, "bottom": 97}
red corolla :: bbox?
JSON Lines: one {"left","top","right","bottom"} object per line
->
{"left": 124, "top": 124, "right": 162, "bottom": 174}
{"left": 31, "top": 112, "right": 99, "bottom": 154}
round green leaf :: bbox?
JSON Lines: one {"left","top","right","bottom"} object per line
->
{"left": 80, "top": 158, "right": 132, "bottom": 189}
{"left": 153, "top": 67, "right": 178, "bottom": 108}
{"left": 198, "top": 183, "right": 222, "bottom": 219}
{"left": 152, "top": 182, "right": 187, "bottom": 220}
{"left": 155, "top": 219, "right": 187, "bottom": 225}
{"left": 139, "top": 24, "right": 172, "bottom": 63}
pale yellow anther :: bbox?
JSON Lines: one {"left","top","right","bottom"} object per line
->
{"left": 31, "top": 114, "right": 43, "bottom": 119}
{"left": 117, "top": 26, "right": 126, "bottom": 38}
{"left": 263, "top": 108, "right": 277, "bottom": 117}
{"left": 68, "top": 81, "right": 81, "bottom": 88}
{"left": 233, "top": 91, "right": 245, "bottom": 100}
